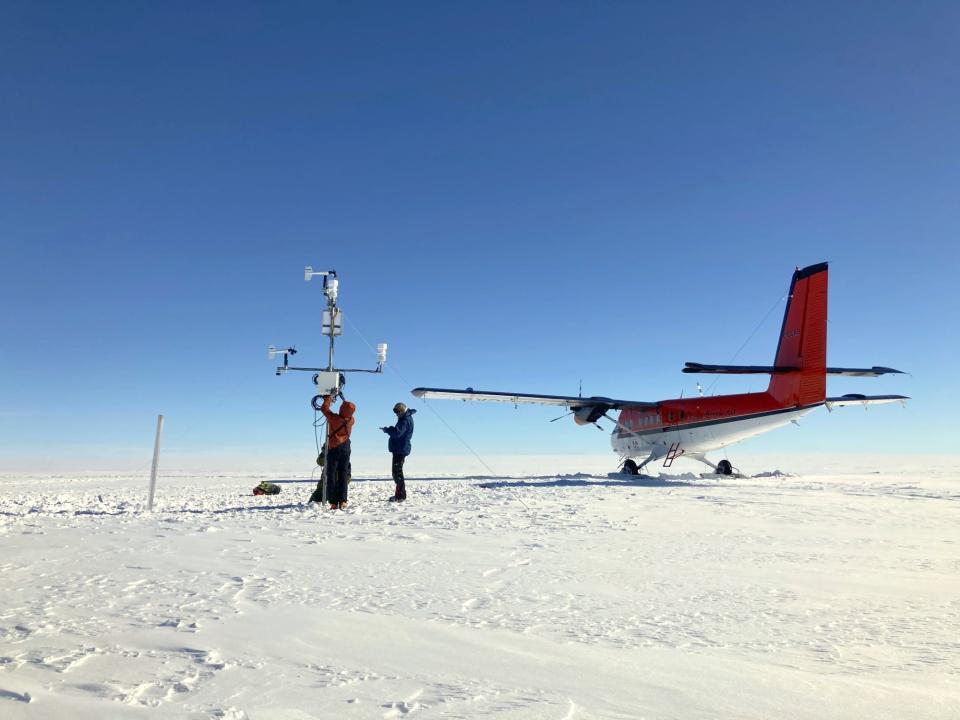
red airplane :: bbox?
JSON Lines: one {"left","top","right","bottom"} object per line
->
{"left": 412, "top": 263, "right": 909, "bottom": 476}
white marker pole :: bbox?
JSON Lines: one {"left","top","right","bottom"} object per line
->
{"left": 147, "top": 414, "right": 164, "bottom": 511}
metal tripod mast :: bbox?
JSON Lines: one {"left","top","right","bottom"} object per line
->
{"left": 269, "top": 267, "right": 387, "bottom": 504}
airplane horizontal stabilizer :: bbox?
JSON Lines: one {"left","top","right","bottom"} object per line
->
{"left": 410, "top": 387, "right": 656, "bottom": 410}
{"left": 682, "top": 362, "right": 798, "bottom": 375}
{"left": 825, "top": 366, "right": 905, "bottom": 377}
{"left": 824, "top": 394, "right": 910, "bottom": 410}
{"left": 683, "top": 362, "right": 905, "bottom": 377}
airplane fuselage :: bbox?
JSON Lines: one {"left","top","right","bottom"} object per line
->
{"left": 612, "top": 392, "right": 819, "bottom": 460}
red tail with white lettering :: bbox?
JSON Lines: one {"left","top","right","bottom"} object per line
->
{"left": 767, "top": 263, "right": 828, "bottom": 407}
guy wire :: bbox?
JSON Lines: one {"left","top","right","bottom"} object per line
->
{"left": 704, "top": 292, "right": 787, "bottom": 396}
{"left": 342, "top": 312, "right": 532, "bottom": 513}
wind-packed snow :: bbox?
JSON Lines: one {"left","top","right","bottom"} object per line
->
{"left": 1, "top": 455, "right": 958, "bottom": 719}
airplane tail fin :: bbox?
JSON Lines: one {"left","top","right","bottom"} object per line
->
{"left": 767, "top": 263, "right": 828, "bottom": 407}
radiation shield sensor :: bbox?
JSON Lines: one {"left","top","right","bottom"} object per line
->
{"left": 305, "top": 266, "right": 339, "bottom": 303}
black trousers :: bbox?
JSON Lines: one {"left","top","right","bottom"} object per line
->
{"left": 327, "top": 442, "right": 351, "bottom": 504}
{"left": 392, "top": 453, "right": 406, "bottom": 499}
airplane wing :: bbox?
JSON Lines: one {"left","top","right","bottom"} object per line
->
{"left": 410, "top": 387, "right": 656, "bottom": 410}
{"left": 824, "top": 394, "right": 910, "bottom": 410}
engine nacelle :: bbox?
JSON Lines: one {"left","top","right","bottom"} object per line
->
{"left": 573, "top": 405, "right": 607, "bottom": 426}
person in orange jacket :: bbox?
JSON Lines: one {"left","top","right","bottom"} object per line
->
{"left": 319, "top": 393, "right": 356, "bottom": 510}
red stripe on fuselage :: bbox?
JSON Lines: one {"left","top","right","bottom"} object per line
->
{"left": 616, "top": 391, "right": 818, "bottom": 435}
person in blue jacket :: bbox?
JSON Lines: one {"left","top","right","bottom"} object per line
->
{"left": 381, "top": 402, "right": 416, "bottom": 501}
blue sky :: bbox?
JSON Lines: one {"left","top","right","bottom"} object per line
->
{"left": 2, "top": 2, "right": 957, "bottom": 469}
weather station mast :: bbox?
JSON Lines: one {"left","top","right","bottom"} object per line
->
{"left": 269, "top": 267, "right": 387, "bottom": 503}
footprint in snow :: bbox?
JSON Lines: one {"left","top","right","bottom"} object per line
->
{"left": 382, "top": 688, "right": 424, "bottom": 717}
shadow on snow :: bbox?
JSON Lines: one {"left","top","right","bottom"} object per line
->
{"left": 479, "top": 475, "right": 700, "bottom": 489}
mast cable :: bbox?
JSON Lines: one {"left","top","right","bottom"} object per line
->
{"left": 704, "top": 293, "right": 787, "bottom": 396}
{"left": 342, "top": 312, "right": 531, "bottom": 512}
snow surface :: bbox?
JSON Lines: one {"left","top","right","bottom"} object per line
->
{"left": 1, "top": 454, "right": 958, "bottom": 719}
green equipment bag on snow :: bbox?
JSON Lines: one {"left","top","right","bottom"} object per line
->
{"left": 253, "top": 481, "right": 281, "bottom": 496}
